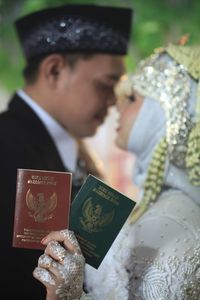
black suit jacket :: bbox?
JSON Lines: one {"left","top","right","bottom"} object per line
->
{"left": 0, "top": 93, "right": 79, "bottom": 299}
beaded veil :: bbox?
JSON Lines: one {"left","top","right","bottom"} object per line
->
{"left": 116, "top": 44, "right": 200, "bottom": 223}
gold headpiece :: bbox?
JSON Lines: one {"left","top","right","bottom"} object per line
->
{"left": 166, "top": 44, "right": 200, "bottom": 80}
{"left": 166, "top": 44, "right": 200, "bottom": 120}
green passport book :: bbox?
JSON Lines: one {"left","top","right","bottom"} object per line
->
{"left": 70, "top": 174, "right": 136, "bottom": 268}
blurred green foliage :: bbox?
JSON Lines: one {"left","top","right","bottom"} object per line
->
{"left": 0, "top": 0, "right": 200, "bottom": 91}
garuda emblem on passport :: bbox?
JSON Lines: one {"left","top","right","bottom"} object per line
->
{"left": 26, "top": 189, "right": 57, "bottom": 223}
{"left": 80, "top": 197, "right": 115, "bottom": 232}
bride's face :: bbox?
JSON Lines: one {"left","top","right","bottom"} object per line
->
{"left": 115, "top": 91, "right": 144, "bottom": 150}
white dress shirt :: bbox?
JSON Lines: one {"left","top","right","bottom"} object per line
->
{"left": 17, "top": 89, "right": 78, "bottom": 172}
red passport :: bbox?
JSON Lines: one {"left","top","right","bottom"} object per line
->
{"left": 13, "top": 169, "right": 72, "bottom": 250}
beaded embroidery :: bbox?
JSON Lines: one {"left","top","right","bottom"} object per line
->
{"left": 126, "top": 246, "right": 200, "bottom": 300}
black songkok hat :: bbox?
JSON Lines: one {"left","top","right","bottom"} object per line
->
{"left": 15, "top": 4, "right": 133, "bottom": 62}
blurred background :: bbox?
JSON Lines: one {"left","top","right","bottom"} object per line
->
{"left": 0, "top": 0, "right": 199, "bottom": 199}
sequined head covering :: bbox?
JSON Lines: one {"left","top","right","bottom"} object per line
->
{"left": 130, "top": 45, "right": 200, "bottom": 168}
{"left": 116, "top": 44, "right": 200, "bottom": 223}
{"left": 15, "top": 4, "right": 133, "bottom": 62}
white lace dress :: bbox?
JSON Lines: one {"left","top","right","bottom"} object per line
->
{"left": 84, "top": 189, "right": 200, "bottom": 300}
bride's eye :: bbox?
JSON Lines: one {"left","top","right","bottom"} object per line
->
{"left": 128, "top": 94, "right": 135, "bottom": 102}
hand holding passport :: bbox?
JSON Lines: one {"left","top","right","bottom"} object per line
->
{"left": 12, "top": 169, "right": 72, "bottom": 250}
{"left": 70, "top": 174, "right": 136, "bottom": 268}
{"left": 13, "top": 169, "right": 136, "bottom": 268}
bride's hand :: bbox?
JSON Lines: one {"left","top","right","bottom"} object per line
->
{"left": 33, "top": 229, "right": 85, "bottom": 300}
